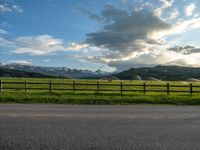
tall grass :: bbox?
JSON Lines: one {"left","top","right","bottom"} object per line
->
{"left": 0, "top": 77, "right": 200, "bottom": 105}
{"left": 0, "top": 92, "right": 200, "bottom": 105}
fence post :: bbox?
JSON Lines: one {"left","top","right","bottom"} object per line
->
{"left": 97, "top": 82, "right": 99, "bottom": 92}
{"left": 73, "top": 81, "right": 75, "bottom": 93}
{"left": 25, "top": 80, "right": 28, "bottom": 93}
{"left": 143, "top": 82, "right": 146, "bottom": 94}
{"left": 0, "top": 80, "right": 2, "bottom": 92}
{"left": 120, "top": 82, "right": 123, "bottom": 94}
{"left": 190, "top": 83, "right": 193, "bottom": 95}
{"left": 167, "top": 83, "right": 170, "bottom": 95}
{"left": 49, "top": 81, "right": 52, "bottom": 93}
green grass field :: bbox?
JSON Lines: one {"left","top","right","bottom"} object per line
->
{"left": 0, "top": 77, "right": 200, "bottom": 105}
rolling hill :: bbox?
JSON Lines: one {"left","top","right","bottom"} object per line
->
{"left": 114, "top": 65, "right": 200, "bottom": 81}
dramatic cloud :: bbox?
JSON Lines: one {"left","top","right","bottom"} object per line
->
{"left": 85, "top": 4, "right": 171, "bottom": 58}
{"left": 74, "top": 2, "right": 200, "bottom": 71}
{"left": 2, "top": 1, "right": 200, "bottom": 72}
{"left": 152, "top": 17, "right": 200, "bottom": 41}
{"left": 107, "top": 51, "right": 180, "bottom": 71}
{"left": 185, "top": 3, "right": 196, "bottom": 16}
{"left": 108, "top": 50, "right": 200, "bottom": 71}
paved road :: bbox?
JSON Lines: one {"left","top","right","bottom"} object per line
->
{"left": 0, "top": 105, "right": 200, "bottom": 150}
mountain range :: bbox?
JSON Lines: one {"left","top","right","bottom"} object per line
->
{"left": 1, "top": 63, "right": 200, "bottom": 81}
{"left": 0, "top": 63, "right": 111, "bottom": 78}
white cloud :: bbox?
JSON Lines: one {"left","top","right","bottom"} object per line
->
{"left": 2, "top": 2, "right": 200, "bottom": 71}
{"left": 0, "top": 29, "right": 8, "bottom": 34}
{"left": 0, "top": 35, "right": 93, "bottom": 55}
{"left": 0, "top": 37, "right": 14, "bottom": 47}
{"left": 168, "top": 8, "right": 179, "bottom": 20}
{"left": 154, "top": 0, "right": 175, "bottom": 17}
{"left": 108, "top": 50, "right": 200, "bottom": 71}
{"left": 153, "top": 17, "right": 200, "bottom": 40}
{"left": 0, "top": 3, "right": 23, "bottom": 13}
{"left": 185, "top": 3, "right": 196, "bottom": 16}
{"left": 10, "top": 60, "right": 32, "bottom": 66}
{"left": 66, "top": 42, "right": 89, "bottom": 51}
{"left": 0, "top": 4, "right": 11, "bottom": 12}
{"left": 13, "top": 35, "right": 65, "bottom": 55}
{"left": 12, "top": 5, "right": 23, "bottom": 13}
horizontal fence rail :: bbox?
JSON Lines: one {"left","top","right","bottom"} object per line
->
{"left": 0, "top": 80, "right": 199, "bottom": 95}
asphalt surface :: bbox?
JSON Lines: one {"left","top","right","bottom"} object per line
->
{"left": 0, "top": 105, "right": 200, "bottom": 150}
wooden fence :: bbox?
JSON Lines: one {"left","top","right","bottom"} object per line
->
{"left": 0, "top": 80, "right": 199, "bottom": 95}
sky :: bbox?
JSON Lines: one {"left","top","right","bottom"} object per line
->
{"left": 1, "top": 0, "right": 200, "bottom": 72}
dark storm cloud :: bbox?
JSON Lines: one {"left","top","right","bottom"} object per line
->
{"left": 168, "top": 46, "right": 200, "bottom": 55}
{"left": 78, "top": 4, "right": 178, "bottom": 71}
{"left": 85, "top": 4, "right": 172, "bottom": 54}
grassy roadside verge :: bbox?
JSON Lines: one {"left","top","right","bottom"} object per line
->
{"left": 0, "top": 92, "right": 200, "bottom": 105}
